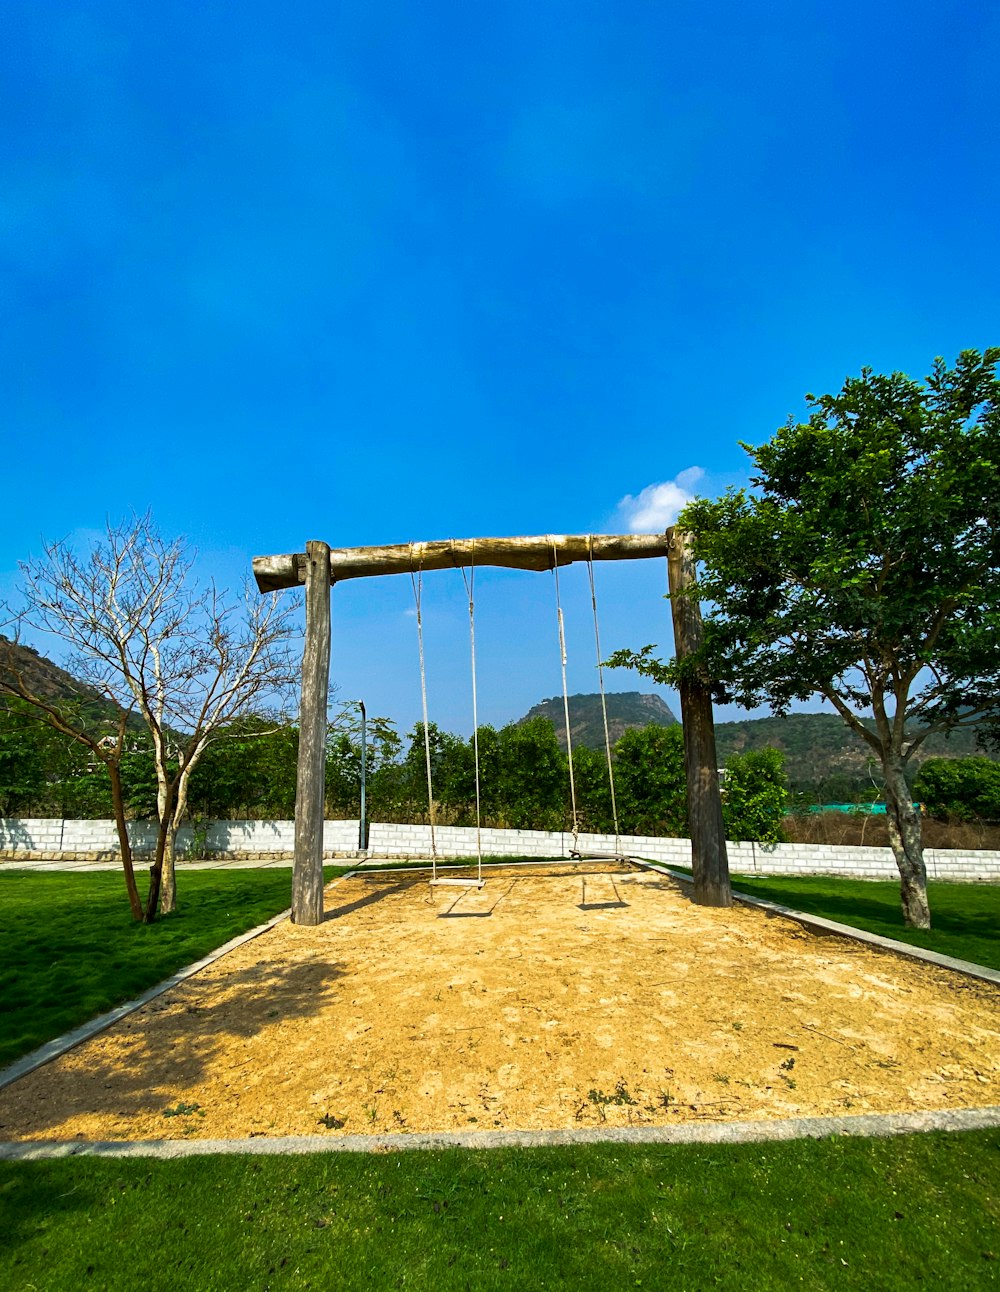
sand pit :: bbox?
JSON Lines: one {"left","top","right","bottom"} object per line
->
{"left": 1, "top": 864, "right": 998, "bottom": 1143}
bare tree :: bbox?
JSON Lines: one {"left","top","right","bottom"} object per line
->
{"left": 0, "top": 664, "right": 147, "bottom": 918}
{"left": 1, "top": 514, "right": 298, "bottom": 920}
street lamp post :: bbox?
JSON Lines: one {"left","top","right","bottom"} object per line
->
{"left": 357, "top": 700, "right": 368, "bottom": 853}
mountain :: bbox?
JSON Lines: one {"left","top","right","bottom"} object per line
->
{"left": 712, "top": 712, "right": 997, "bottom": 797}
{"left": 521, "top": 691, "right": 679, "bottom": 751}
{"left": 0, "top": 636, "right": 124, "bottom": 729}
{"left": 519, "top": 692, "right": 998, "bottom": 796}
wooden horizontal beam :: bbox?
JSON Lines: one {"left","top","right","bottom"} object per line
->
{"left": 253, "top": 532, "right": 676, "bottom": 593}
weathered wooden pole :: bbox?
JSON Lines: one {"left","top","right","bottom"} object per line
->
{"left": 667, "top": 529, "right": 732, "bottom": 907}
{"left": 253, "top": 528, "right": 729, "bottom": 913}
{"left": 253, "top": 532, "right": 674, "bottom": 592}
{"left": 292, "top": 540, "right": 331, "bottom": 925}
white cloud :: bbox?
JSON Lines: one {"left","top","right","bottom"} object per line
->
{"left": 615, "top": 467, "right": 704, "bottom": 532}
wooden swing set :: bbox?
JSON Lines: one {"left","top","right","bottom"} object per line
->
{"left": 252, "top": 530, "right": 731, "bottom": 925}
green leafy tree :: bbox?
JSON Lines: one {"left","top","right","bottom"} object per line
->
{"left": 361, "top": 718, "right": 407, "bottom": 822}
{"left": 323, "top": 709, "right": 401, "bottom": 820}
{"left": 914, "top": 757, "right": 1000, "bottom": 822}
{"left": 57, "top": 765, "right": 113, "bottom": 818}
{"left": 613, "top": 725, "right": 688, "bottom": 836}
{"left": 495, "top": 717, "right": 567, "bottom": 830}
{"left": 0, "top": 699, "right": 55, "bottom": 814}
{"left": 571, "top": 744, "right": 615, "bottom": 834}
{"left": 401, "top": 721, "right": 462, "bottom": 821}
{"left": 1, "top": 690, "right": 165, "bottom": 821}
{"left": 187, "top": 716, "right": 299, "bottom": 819}
{"left": 325, "top": 730, "right": 362, "bottom": 818}
{"left": 434, "top": 731, "right": 478, "bottom": 824}
{"left": 471, "top": 724, "right": 503, "bottom": 824}
{"left": 722, "top": 747, "right": 787, "bottom": 844}
{"left": 397, "top": 719, "right": 568, "bottom": 830}
{"left": 610, "top": 349, "right": 1000, "bottom": 927}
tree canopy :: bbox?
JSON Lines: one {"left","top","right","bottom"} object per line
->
{"left": 609, "top": 348, "right": 1000, "bottom": 927}
{"left": 1, "top": 514, "right": 297, "bottom": 920}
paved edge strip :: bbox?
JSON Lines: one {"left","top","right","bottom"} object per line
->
{"left": 0, "top": 869, "right": 371, "bottom": 1093}
{"left": 2, "top": 1105, "right": 1000, "bottom": 1161}
{"left": 2, "top": 859, "right": 998, "bottom": 1159}
{"left": 0, "top": 903, "right": 296, "bottom": 1092}
{"left": 635, "top": 862, "right": 1000, "bottom": 987}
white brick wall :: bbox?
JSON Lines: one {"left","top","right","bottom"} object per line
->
{"left": 0, "top": 817, "right": 360, "bottom": 859}
{"left": 362, "top": 823, "right": 1000, "bottom": 881}
{"left": 2, "top": 817, "right": 999, "bottom": 881}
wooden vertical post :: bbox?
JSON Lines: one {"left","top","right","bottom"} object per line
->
{"left": 292, "top": 540, "right": 331, "bottom": 925}
{"left": 667, "top": 529, "right": 732, "bottom": 907}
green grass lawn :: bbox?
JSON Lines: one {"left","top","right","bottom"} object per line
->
{"left": 2, "top": 865, "right": 999, "bottom": 1288}
{"left": 727, "top": 875, "right": 1000, "bottom": 971}
{"left": 0, "top": 860, "right": 561, "bottom": 1070}
{"left": 0, "top": 867, "right": 346, "bottom": 1070}
{"left": 3, "top": 866, "right": 998, "bottom": 1073}
{"left": 2, "top": 1132, "right": 998, "bottom": 1290}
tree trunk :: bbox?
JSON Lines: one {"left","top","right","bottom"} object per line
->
{"left": 882, "top": 752, "right": 930, "bottom": 929}
{"left": 667, "top": 530, "right": 731, "bottom": 907}
{"left": 144, "top": 829, "right": 165, "bottom": 924}
{"left": 144, "top": 784, "right": 177, "bottom": 923}
{"left": 153, "top": 746, "right": 185, "bottom": 916}
{"left": 158, "top": 780, "right": 189, "bottom": 916}
{"left": 150, "top": 741, "right": 171, "bottom": 919}
{"left": 108, "top": 760, "right": 144, "bottom": 921}
{"left": 160, "top": 745, "right": 209, "bottom": 916}
{"left": 293, "top": 540, "right": 332, "bottom": 925}
{"left": 159, "top": 827, "right": 177, "bottom": 914}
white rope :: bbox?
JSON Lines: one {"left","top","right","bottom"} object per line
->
{"left": 587, "top": 546, "right": 621, "bottom": 851}
{"left": 410, "top": 563, "right": 438, "bottom": 871}
{"left": 460, "top": 551, "right": 483, "bottom": 885}
{"left": 552, "top": 541, "right": 579, "bottom": 849}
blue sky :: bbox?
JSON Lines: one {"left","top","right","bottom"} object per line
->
{"left": 3, "top": 1, "right": 998, "bottom": 738}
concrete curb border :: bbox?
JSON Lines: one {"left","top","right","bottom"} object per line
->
{"left": 3, "top": 1105, "right": 999, "bottom": 1161}
{"left": 0, "top": 906, "right": 293, "bottom": 1093}
{"left": 2, "top": 860, "right": 998, "bottom": 1158}
{"left": 0, "top": 865, "right": 488, "bottom": 1093}
{"left": 639, "top": 862, "right": 1000, "bottom": 987}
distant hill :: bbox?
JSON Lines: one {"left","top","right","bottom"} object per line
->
{"left": 712, "top": 711, "right": 998, "bottom": 798}
{"left": 519, "top": 692, "right": 998, "bottom": 796}
{"left": 0, "top": 636, "right": 124, "bottom": 730}
{"left": 521, "top": 691, "right": 678, "bottom": 751}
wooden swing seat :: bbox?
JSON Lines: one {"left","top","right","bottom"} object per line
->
{"left": 430, "top": 877, "right": 486, "bottom": 888}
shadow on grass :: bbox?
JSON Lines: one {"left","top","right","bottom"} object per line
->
{"left": 0, "top": 1160, "right": 100, "bottom": 1263}
{"left": 0, "top": 956, "right": 347, "bottom": 1138}
{"left": 740, "top": 881, "right": 991, "bottom": 934}
{"left": 0, "top": 868, "right": 313, "bottom": 1070}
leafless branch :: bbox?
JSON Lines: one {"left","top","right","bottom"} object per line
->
{"left": 4, "top": 513, "right": 300, "bottom": 918}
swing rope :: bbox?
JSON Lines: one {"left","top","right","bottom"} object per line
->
{"left": 414, "top": 536, "right": 623, "bottom": 881}
{"left": 459, "top": 550, "right": 484, "bottom": 886}
{"left": 552, "top": 535, "right": 627, "bottom": 863}
{"left": 552, "top": 541, "right": 580, "bottom": 851}
{"left": 587, "top": 542, "right": 622, "bottom": 852}
{"left": 410, "top": 561, "right": 439, "bottom": 874}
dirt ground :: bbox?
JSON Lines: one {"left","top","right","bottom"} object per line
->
{"left": 2, "top": 864, "right": 998, "bottom": 1143}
